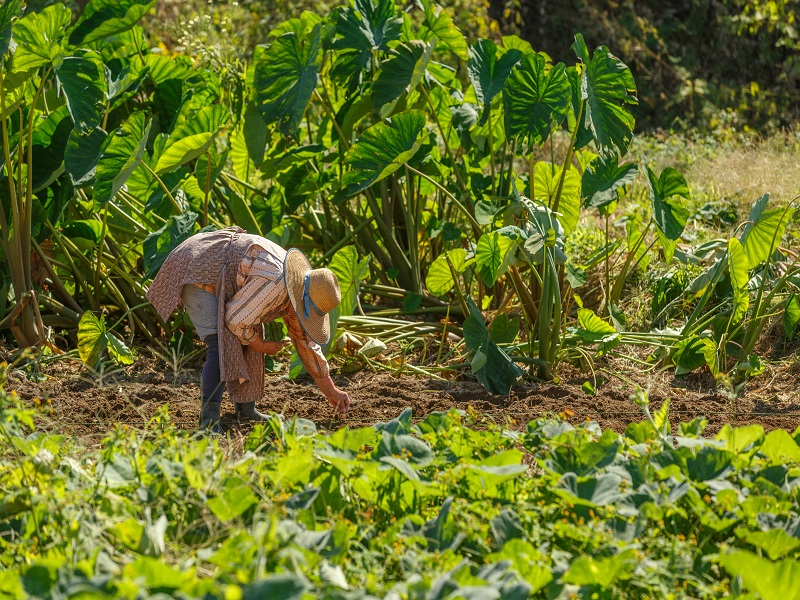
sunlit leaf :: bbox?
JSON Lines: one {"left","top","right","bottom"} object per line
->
{"left": 155, "top": 105, "right": 229, "bottom": 174}
{"left": 532, "top": 161, "right": 581, "bottom": 235}
{"left": 475, "top": 231, "right": 513, "bottom": 286}
{"left": 11, "top": 4, "right": 70, "bottom": 70}
{"left": 647, "top": 165, "right": 690, "bottom": 249}
{"left": 719, "top": 551, "right": 800, "bottom": 600}
{"left": 77, "top": 311, "right": 106, "bottom": 368}
{"left": 728, "top": 237, "right": 750, "bottom": 323}
{"left": 69, "top": 0, "right": 156, "bottom": 45}
{"left": 343, "top": 109, "right": 426, "bottom": 194}
{"left": 426, "top": 248, "right": 469, "bottom": 297}
{"left": 94, "top": 112, "right": 152, "bottom": 204}
{"left": 420, "top": 0, "right": 468, "bottom": 60}
{"left": 740, "top": 193, "right": 788, "bottom": 268}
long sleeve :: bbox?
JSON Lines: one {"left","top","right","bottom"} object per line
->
{"left": 285, "top": 309, "right": 330, "bottom": 379}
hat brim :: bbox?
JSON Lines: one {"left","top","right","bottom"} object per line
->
{"left": 284, "top": 249, "right": 331, "bottom": 345}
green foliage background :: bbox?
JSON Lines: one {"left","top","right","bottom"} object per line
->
{"left": 147, "top": 0, "right": 800, "bottom": 132}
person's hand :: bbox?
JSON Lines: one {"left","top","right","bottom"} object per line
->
{"left": 251, "top": 338, "right": 290, "bottom": 356}
{"left": 315, "top": 376, "right": 350, "bottom": 413}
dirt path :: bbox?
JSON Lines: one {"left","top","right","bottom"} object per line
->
{"left": 6, "top": 355, "right": 800, "bottom": 442}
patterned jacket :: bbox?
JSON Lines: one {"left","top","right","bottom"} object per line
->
{"left": 147, "top": 227, "right": 266, "bottom": 404}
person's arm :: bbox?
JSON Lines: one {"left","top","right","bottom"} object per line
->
{"left": 285, "top": 313, "right": 350, "bottom": 413}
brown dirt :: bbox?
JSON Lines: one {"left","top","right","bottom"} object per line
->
{"left": 5, "top": 352, "right": 800, "bottom": 443}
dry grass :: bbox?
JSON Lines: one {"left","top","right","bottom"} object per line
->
{"left": 686, "top": 141, "right": 800, "bottom": 207}
{"left": 630, "top": 129, "right": 800, "bottom": 209}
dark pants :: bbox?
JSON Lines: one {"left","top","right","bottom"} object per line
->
{"left": 202, "top": 334, "right": 225, "bottom": 405}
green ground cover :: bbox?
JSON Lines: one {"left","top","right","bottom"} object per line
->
{"left": 2, "top": 375, "right": 800, "bottom": 599}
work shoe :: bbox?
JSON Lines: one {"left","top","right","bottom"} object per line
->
{"left": 199, "top": 400, "right": 222, "bottom": 434}
{"left": 236, "top": 402, "right": 269, "bottom": 422}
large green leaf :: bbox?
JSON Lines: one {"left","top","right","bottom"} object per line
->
{"left": 737, "top": 528, "right": 800, "bottom": 561}
{"left": 106, "top": 333, "right": 134, "bottom": 365}
{"left": 572, "top": 34, "right": 637, "bottom": 156}
{"left": 11, "top": 3, "right": 70, "bottom": 71}
{"left": 646, "top": 165, "right": 690, "bottom": 241}
{"left": 468, "top": 39, "right": 522, "bottom": 125}
{"left": 463, "top": 299, "right": 524, "bottom": 394}
{"left": 582, "top": 154, "right": 638, "bottom": 209}
{"left": 503, "top": 52, "right": 570, "bottom": 145}
{"left": 426, "top": 248, "right": 469, "bottom": 297}
{"left": 155, "top": 105, "right": 229, "bottom": 174}
{"left": 94, "top": 112, "right": 152, "bottom": 204}
{"left": 372, "top": 41, "right": 434, "bottom": 117}
{"left": 475, "top": 230, "right": 513, "bottom": 286}
{"left": 329, "top": 245, "right": 370, "bottom": 317}
{"left": 65, "top": 127, "right": 107, "bottom": 187}
{"left": 331, "top": 0, "right": 401, "bottom": 86}
{"left": 142, "top": 212, "right": 200, "bottom": 280}
{"left": 69, "top": 0, "right": 156, "bottom": 45}
{"left": 719, "top": 551, "right": 800, "bottom": 600}
{"left": 208, "top": 479, "right": 258, "bottom": 521}
{"left": 728, "top": 238, "right": 750, "bottom": 323}
{"left": 343, "top": 109, "right": 426, "bottom": 194}
{"left": 420, "top": 0, "right": 468, "bottom": 60}
{"left": 56, "top": 54, "right": 106, "bottom": 134}
{"left": 574, "top": 307, "right": 619, "bottom": 352}
{"left": 562, "top": 549, "right": 636, "bottom": 589}
{"left": 0, "top": 0, "right": 22, "bottom": 59}
{"left": 334, "top": 0, "right": 401, "bottom": 53}
{"left": 77, "top": 311, "right": 106, "bottom": 368}
{"left": 759, "top": 429, "right": 800, "bottom": 465}
{"left": 253, "top": 21, "right": 321, "bottom": 138}
{"left": 30, "top": 106, "right": 72, "bottom": 193}
{"left": 740, "top": 194, "right": 788, "bottom": 268}
{"left": 532, "top": 161, "right": 581, "bottom": 235}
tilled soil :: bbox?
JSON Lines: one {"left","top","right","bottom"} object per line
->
{"left": 6, "top": 354, "right": 800, "bottom": 442}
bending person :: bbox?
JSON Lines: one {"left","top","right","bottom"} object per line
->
{"left": 147, "top": 226, "right": 350, "bottom": 433}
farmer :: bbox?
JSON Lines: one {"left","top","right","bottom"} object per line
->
{"left": 147, "top": 226, "right": 350, "bottom": 433}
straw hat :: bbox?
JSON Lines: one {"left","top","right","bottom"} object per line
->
{"left": 284, "top": 248, "right": 341, "bottom": 345}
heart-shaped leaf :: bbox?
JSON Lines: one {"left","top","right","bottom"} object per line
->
{"left": 503, "top": 52, "right": 570, "bottom": 145}
{"left": 253, "top": 20, "right": 322, "bottom": 138}
{"left": 463, "top": 299, "right": 524, "bottom": 394}
{"left": 739, "top": 193, "right": 788, "bottom": 268}
{"left": 373, "top": 40, "right": 434, "bottom": 116}
{"left": 426, "top": 248, "right": 469, "bottom": 296}
{"left": 12, "top": 4, "right": 70, "bottom": 71}
{"left": 56, "top": 54, "right": 107, "bottom": 134}
{"left": 344, "top": 109, "right": 426, "bottom": 194}
{"left": 647, "top": 165, "right": 690, "bottom": 241}
{"left": 571, "top": 33, "right": 637, "bottom": 156}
